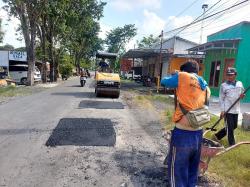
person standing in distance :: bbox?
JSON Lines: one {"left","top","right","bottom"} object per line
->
{"left": 214, "top": 67, "right": 244, "bottom": 146}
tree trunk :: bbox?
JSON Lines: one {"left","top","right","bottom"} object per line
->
{"left": 41, "top": 14, "right": 47, "bottom": 83}
{"left": 48, "top": 18, "right": 55, "bottom": 82}
{"left": 26, "top": 17, "right": 36, "bottom": 86}
{"left": 17, "top": 5, "right": 35, "bottom": 86}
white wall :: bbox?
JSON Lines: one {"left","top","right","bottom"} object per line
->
{"left": 173, "top": 39, "right": 197, "bottom": 54}
{"left": 0, "top": 51, "right": 9, "bottom": 67}
{"left": 161, "top": 60, "right": 169, "bottom": 79}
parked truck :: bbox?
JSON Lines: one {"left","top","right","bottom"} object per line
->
{"left": 0, "top": 50, "right": 41, "bottom": 84}
{"left": 124, "top": 70, "right": 141, "bottom": 80}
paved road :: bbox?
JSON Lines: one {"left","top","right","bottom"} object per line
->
{"left": 0, "top": 77, "right": 167, "bottom": 187}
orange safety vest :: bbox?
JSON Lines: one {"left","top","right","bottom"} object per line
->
{"left": 173, "top": 72, "right": 208, "bottom": 122}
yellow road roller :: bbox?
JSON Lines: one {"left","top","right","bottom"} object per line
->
{"left": 95, "top": 52, "right": 121, "bottom": 98}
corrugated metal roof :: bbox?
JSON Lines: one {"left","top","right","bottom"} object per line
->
{"left": 122, "top": 49, "right": 170, "bottom": 58}
{"left": 96, "top": 51, "right": 118, "bottom": 59}
{"left": 188, "top": 38, "right": 241, "bottom": 52}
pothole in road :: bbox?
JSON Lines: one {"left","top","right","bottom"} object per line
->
{"left": 46, "top": 118, "right": 116, "bottom": 147}
{"left": 131, "top": 167, "right": 169, "bottom": 187}
{"left": 113, "top": 150, "right": 169, "bottom": 186}
{"left": 79, "top": 100, "right": 124, "bottom": 109}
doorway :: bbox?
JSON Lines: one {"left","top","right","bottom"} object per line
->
{"left": 222, "top": 58, "right": 235, "bottom": 82}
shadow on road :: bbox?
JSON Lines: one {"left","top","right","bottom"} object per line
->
{"left": 66, "top": 85, "right": 83, "bottom": 87}
{"left": 79, "top": 100, "right": 125, "bottom": 109}
{"left": 46, "top": 118, "right": 116, "bottom": 147}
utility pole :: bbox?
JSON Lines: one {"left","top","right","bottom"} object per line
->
{"left": 157, "top": 30, "right": 164, "bottom": 93}
{"left": 199, "top": 4, "right": 208, "bottom": 44}
{"left": 159, "top": 30, "right": 163, "bottom": 65}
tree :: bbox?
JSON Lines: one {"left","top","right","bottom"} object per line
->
{"left": 105, "top": 24, "right": 137, "bottom": 54}
{"left": 105, "top": 24, "right": 137, "bottom": 71}
{"left": 0, "top": 44, "right": 14, "bottom": 50}
{"left": 0, "top": 19, "right": 4, "bottom": 43}
{"left": 62, "top": 0, "right": 106, "bottom": 73}
{"left": 3, "top": 0, "right": 42, "bottom": 86}
{"left": 137, "top": 34, "right": 160, "bottom": 49}
{"left": 3, "top": 0, "right": 106, "bottom": 84}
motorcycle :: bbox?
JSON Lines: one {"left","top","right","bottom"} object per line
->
{"left": 80, "top": 76, "right": 87, "bottom": 87}
{"left": 142, "top": 76, "right": 152, "bottom": 87}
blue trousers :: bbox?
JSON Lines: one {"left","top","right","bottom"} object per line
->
{"left": 168, "top": 127, "right": 203, "bottom": 187}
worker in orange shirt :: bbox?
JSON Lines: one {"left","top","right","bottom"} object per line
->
{"left": 161, "top": 61, "right": 210, "bottom": 187}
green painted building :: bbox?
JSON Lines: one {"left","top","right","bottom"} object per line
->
{"left": 189, "top": 21, "right": 250, "bottom": 102}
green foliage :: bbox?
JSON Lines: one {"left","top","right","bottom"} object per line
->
{"left": 0, "top": 19, "right": 4, "bottom": 43}
{"left": 80, "top": 59, "right": 92, "bottom": 69}
{"left": 105, "top": 24, "right": 137, "bottom": 54}
{"left": 0, "top": 86, "right": 16, "bottom": 96}
{"left": 137, "top": 34, "right": 160, "bottom": 49}
{"left": 0, "top": 44, "right": 14, "bottom": 50}
{"left": 15, "top": 47, "right": 26, "bottom": 51}
{"left": 59, "top": 63, "right": 73, "bottom": 77}
{"left": 58, "top": 54, "right": 74, "bottom": 77}
{"left": 208, "top": 128, "right": 250, "bottom": 187}
{"left": 0, "top": 85, "right": 45, "bottom": 97}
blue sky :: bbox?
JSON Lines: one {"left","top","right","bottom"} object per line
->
{"left": 1, "top": 0, "right": 250, "bottom": 49}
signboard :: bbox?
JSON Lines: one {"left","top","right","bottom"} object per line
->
{"left": 9, "top": 51, "right": 27, "bottom": 61}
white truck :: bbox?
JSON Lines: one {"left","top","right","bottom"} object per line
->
{"left": 0, "top": 50, "right": 41, "bottom": 84}
{"left": 124, "top": 70, "right": 141, "bottom": 80}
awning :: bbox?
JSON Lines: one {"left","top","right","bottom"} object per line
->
{"left": 188, "top": 38, "right": 241, "bottom": 52}
{"left": 96, "top": 51, "right": 118, "bottom": 59}
{"left": 173, "top": 54, "right": 205, "bottom": 59}
{"left": 122, "top": 49, "right": 170, "bottom": 58}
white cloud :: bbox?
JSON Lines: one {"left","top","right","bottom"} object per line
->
{"left": 110, "top": 0, "right": 161, "bottom": 11}
{"left": 167, "top": 15, "right": 194, "bottom": 29}
{"left": 0, "top": 8, "right": 25, "bottom": 48}
{"left": 141, "top": 9, "right": 166, "bottom": 36}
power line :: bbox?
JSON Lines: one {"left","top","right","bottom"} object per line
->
{"left": 172, "top": 0, "right": 224, "bottom": 36}
{"left": 165, "top": 0, "right": 201, "bottom": 27}
{"left": 164, "top": 0, "right": 249, "bottom": 35}
{"left": 179, "top": 0, "right": 250, "bottom": 36}
{"left": 178, "top": 9, "right": 250, "bottom": 40}
{"left": 136, "top": 0, "right": 202, "bottom": 45}
{"left": 201, "top": 0, "right": 247, "bottom": 29}
{"left": 162, "top": 0, "right": 225, "bottom": 39}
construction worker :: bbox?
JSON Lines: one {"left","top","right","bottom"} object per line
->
{"left": 161, "top": 61, "right": 210, "bottom": 187}
{"left": 214, "top": 67, "right": 244, "bottom": 146}
{"left": 98, "top": 58, "right": 109, "bottom": 72}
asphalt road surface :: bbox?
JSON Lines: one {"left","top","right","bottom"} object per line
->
{"left": 0, "top": 77, "right": 168, "bottom": 187}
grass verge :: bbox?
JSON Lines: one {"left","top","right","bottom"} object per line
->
{"left": 165, "top": 113, "right": 250, "bottom": 187}
{"left": 131, "top": 92, "right": 250, "bottom": 186}
{"left": 0, "top": 85, "right": 45, "bottom": 97}
{"left": 203, "top": 116, "right": 250, "bottom": 187}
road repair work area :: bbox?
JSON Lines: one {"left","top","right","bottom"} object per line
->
{"left": 0, "top": 77, "right": 227, "bottom": 187}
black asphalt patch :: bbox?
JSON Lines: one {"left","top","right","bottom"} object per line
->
{"left": 46, "top": 118, "right": 116, "bottom": 147}
{"left": 79, "top": 100, "right": 124, "bottom": 109}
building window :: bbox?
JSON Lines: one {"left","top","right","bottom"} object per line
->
{"left": 209, "top": 61, "right": 221, "bottom": 87}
